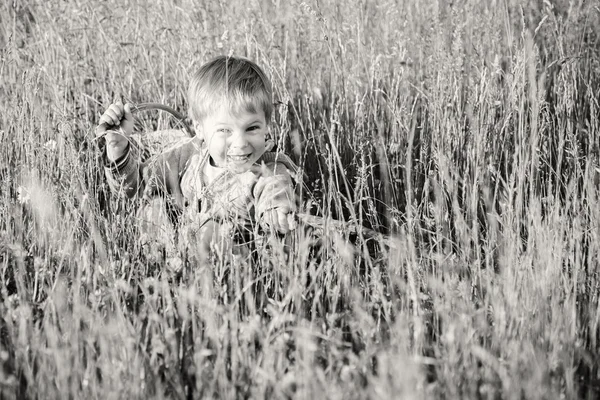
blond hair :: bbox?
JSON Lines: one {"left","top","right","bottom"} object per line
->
{"left": 188, "top": 56, "right": 272, "bottom": 123}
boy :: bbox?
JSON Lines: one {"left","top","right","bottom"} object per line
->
{"left": 97, "top": 56, "right": 298, "bottom": 266}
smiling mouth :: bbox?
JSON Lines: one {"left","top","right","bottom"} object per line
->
{"left": 227, "top": 154, "right": 251, "bottom": 164}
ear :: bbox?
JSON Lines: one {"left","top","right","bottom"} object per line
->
{"left": 192, "top": 120, "right": 204, "bottom": 143}
{"left": 265, "top": 125, "right": 274, "bottom": 151}
{"left": 265, "top": 139, "right": 275, "bottom": 152}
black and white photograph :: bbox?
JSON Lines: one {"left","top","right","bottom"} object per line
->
{"left": 1, "top": 0, "right": 599, "bottom": 398}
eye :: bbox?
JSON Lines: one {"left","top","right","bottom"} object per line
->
{"left": 247, "top": 125, "right": 260, "bottom": 132}
{"left": 217, "top": 128, "right": 231, "bottom": 134}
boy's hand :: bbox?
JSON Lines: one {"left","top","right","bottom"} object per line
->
{"left": 96, "top": 102, "right": 134, "bottom": 161}
{"left": 260, "top": 207, "right": 297, "bottom": 234}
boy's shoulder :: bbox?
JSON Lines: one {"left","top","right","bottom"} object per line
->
{"left": 142, "top": 129, "right": 199, "bottom": 155}
{"left": 258, "top": 151, "right": 301, "bottom": 177}
{"left": 142, "top": 130, "right": 203, "bottom": 172}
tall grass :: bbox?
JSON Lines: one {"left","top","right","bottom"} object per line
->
{"left": 1, "top": 0, "right": 599, "bottom": 398}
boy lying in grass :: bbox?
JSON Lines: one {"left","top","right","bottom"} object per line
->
{"left": 96, "top": 56, "right": 299, "bottom": 267}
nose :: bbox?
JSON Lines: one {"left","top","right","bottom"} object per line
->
{"left": 229, "top": 131, "right": 248, "bottom": 149}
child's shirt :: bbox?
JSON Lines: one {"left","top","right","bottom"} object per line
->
{"left": 103, "top": 133, "right": 298, "bottom": 228}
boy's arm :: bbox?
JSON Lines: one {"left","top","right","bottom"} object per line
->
{"left": 103, "top": 136, "right": 196, "bottom": 208}
{"left": 98, "top": 101, "right": 146, "bottom": 199}
{"left": 253, "top": 160, "right": 298, "bottom": 221}
{"left": 103, "top": 139, "right": 145, "bottom": 199}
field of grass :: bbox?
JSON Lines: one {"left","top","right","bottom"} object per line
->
{"left": 1, "top": 0, "right": 599, "bottom": 398}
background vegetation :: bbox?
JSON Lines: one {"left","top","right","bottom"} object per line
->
{"left": 1, "top": 0, "right": 599, "bottom": 398}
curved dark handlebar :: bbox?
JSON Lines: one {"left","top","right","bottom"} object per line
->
{"left": 130, "top": 102, "right": 195, "bottom": 137}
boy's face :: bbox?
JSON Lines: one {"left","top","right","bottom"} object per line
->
{"left": 197, "top": 107, "right": 267, "bottom": 173}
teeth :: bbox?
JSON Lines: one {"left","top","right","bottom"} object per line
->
{"left": 228, "top": 154, "right": 250, "bottom": 162}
